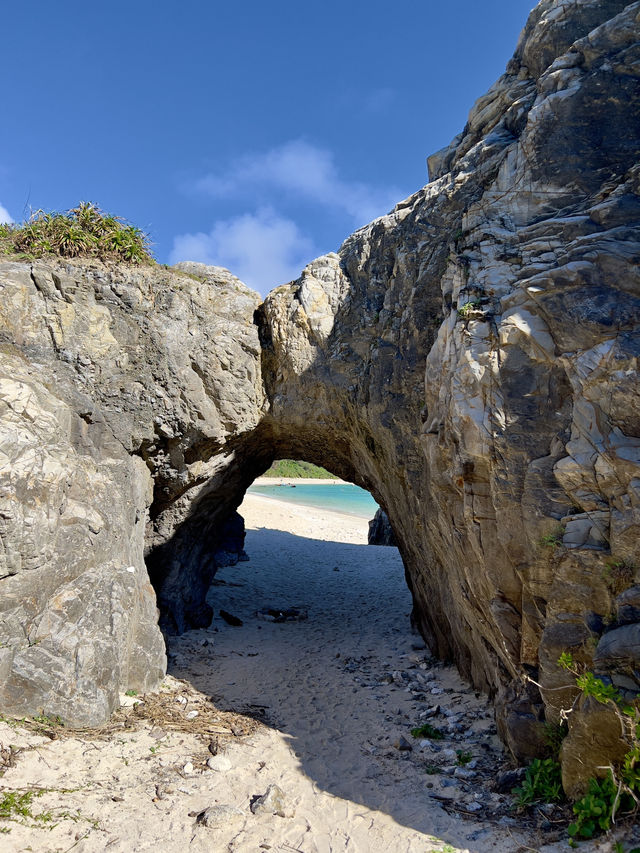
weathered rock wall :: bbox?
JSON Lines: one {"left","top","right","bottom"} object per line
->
{"left": 0, "top": 260, "right": 265, "bottom": 722}
{"left": 255, "top": 0, "right": 640, "bottom": 778}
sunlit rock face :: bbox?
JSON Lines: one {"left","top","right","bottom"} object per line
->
{"left": 256, "top": 0, "right": 640, "bottom": 767}
{"left": 0, "top": 0, "right": 639, "bottom": 790}
{"left": 0, "top": 260, "right": 266, "bottom": 722}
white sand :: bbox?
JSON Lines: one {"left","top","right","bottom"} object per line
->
{"left": 0, "top": 495, "right": 587, "bottom": 852}
{"left": 252, "top": 477, "right": 346, "bottom": 485}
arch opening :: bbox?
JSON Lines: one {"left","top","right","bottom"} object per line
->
{"left": 143, "top": 427, "right": 405, "bottom": 639}
{"left": 162, "top": 467, "right": 506, "bottom": 841}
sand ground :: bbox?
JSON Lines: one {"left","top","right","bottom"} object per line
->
{"left": 0, "top": 493, "right": 628, "bottom": 852}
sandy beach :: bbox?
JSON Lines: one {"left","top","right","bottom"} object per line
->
{"left": 0, "top": 494, "right": 612, "bottom": 852}
{"left": 252, "top": 477, "right": 347, "bottom": 485}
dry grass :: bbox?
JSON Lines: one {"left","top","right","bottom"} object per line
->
{"left": 1, "top": 676, "right": 260, "bottom": 747}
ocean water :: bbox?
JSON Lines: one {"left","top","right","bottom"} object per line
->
{"left": 248, "top": 482, "right": 379, "bottom": 519}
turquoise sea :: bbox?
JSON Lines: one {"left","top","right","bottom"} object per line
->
{"left": 248, "top": 482, "right": 379, "bottom": 519}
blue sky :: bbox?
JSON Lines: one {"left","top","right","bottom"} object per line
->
{"left": 1, "top": 1, "right": 534, "bottom": 295}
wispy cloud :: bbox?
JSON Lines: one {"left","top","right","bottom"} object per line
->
{"left": 169, "top": 207, "right": 318, "bottom": 296}
{"left": 362, "top": 87, "right": 396, "bottom": 115}
{"left": 0, "top": 203, "right": 13, "bottom": 224}
{"left": 193, "top": 139, "right": 400, "bottom": 227}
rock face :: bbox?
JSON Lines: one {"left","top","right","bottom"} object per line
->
{"left": 0, "top": 0, "right": 639, "bottom": 790}
{"left": 0, "top": 260, "right": 264, "bottom": 722}
{"left": 368, "top": 509, "right": 397, "bottom": 546}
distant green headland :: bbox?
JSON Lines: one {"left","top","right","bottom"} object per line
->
{"left": 262, "top": 460, "right": 335, "bottom": 479}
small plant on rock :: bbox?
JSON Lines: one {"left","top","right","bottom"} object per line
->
{"left": 539, "top": 524, "right": 565, "bottom": 549}
{"left": 457, "top": 300, "right": 481, "bottom": 318}
{"left": 602, "top": 559, "right": 636, "bottom": 595}
{"left": 543, "top": 720, "right": 568, "bottom": 758}
{"left": 456, "top": 749, "right": 472, "bottom": 766}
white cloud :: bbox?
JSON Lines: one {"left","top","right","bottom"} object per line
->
{"left": 0, "top": 203, "right": 13, "bottom": 224}
{"left": 169, "top": 207, "right": 318, "bottom": 296}
{"left": 194, "top": 139, "right": 400, "bottom": 227}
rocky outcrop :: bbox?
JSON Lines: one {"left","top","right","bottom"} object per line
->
{"left": 0, "top": 260, "right": 265, "bottom": 722}
{"left": 0, "top": 0, "right": 639, "bottom": 792}
{"left": 254, "top": 0, "right": 640, "bottom": 765}
{"left": 368, "top": 509, "right": 397, "bottom": 546}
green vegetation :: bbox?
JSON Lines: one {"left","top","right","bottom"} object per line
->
{"left": 556, "top": 654, "right": 640, "bottom": 843}
{"left": 125, "top": 689, "right": 138, "bottom": 697}
{"left": 457, "top": 300, "right": 481, "bottom": 317}
{"left": 575, "top": 671, "right": 625, "bottom": 705}
{"left": 0, "top": 202, "right": 153, "bottom": 264}
{"left": 0, "top": 787, "right": 98, "bottom": 834}
{"left": 0, "top": 790, "right": 40, "bottom": 820}
{"left": 513, "top": 757, "right": 564, "bottom": 808}
{"left": 410, "top": 722, "right": 445, "bottom": 740}
{"left": 262, "top": 459, "right": 335, "bottom": 479}
{"left": 557, "top": 650, "right": 575, "bottom": 671}
{"left": 0, "top": 789, "right": 53, "bottom": 829}
{"left": 539, "top": 524, "right": 565, "bottom": 549}
{"left": 569, "top": 774, "right": 625, "bottom": 841}
{"left": 543, "top": 720, "right": 568, "bottom": 758}
{"left": 32, "top": 714, "right": 63, "bottom": 727}
{"left": 430, "top": 844, "right": 456, "bottom": 853}
{"left": 455, "top": 749, "right": 472, "bottom": 766}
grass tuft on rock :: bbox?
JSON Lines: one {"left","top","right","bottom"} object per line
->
{"left": 0, "top": 202, "right": 153, "bottom": 264}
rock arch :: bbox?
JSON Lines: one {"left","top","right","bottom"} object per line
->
{"left": 1, "top": 0, "right": 639, "bottom": 789}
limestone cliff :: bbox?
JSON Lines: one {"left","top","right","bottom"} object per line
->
{"left": 0, "top": 260, "right": 264, "bottom": 722}
{"left": 0, "top": 0, "right": 639, "bottom": 792}
{"left": 256, "top": 0, "right": 640, "bottom": 788}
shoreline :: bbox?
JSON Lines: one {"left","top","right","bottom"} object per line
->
{"left": 242, "top": 490, "right": 373, "bottom": 533}
{"left": 252, "top": 476, "right": 346, "bottom": 485}
{"left": 247, "top": 482, "right": 376, "bottom": 522}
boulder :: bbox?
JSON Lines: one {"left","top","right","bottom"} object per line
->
{"left": 561, "top": 694, "right": 630, "bottom": 799}
{"left": 368, "top": 509, "right": 397, "bottom": 546}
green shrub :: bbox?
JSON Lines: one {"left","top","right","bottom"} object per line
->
{"left": 0, "top": 202, "right": 153, "bottom": 264}
{"left": 410, "top": 722, "right": 445, "bottom": 740}
{"left": 575, "top": 671, "right": 624, "bottom": 706}
{"left": 513, "top": 758, "right": 564, "bottom": 808}
{"left": 568, "top": 773, "right": 627, "bottom": 840}
{"left": 557, "top": 655, "right": 640, "bottom": 843}
{"left": 543, "top": 720, "right": 568, "bottom": 758}
{"left": 457, "top": 300, "right": 481, "bottom": 317}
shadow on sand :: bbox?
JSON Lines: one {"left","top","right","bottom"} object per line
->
{"left": 166, "top": 525, "right": 502, "bottom": 849}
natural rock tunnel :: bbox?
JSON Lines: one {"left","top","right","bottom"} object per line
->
{"left": 1, "top": 0, "right": 640, "bottom": 793}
